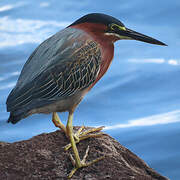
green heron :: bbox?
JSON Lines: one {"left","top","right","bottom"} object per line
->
{"left": 6, "top": 13, "right": 166, "bottom": 178}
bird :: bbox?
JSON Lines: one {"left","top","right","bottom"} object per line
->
{"left": 6, "top": 13, "right": 167, "bottom": 178}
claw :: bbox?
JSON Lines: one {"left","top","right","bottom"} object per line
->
{"left": 76, "top": 125, "right": 85, "bottom": 136}
{"left": 73, "top": 125, "right": 85, "bottom": 141}
{"left": 52, "top": 112, "right": 105, "bottom": 178}
{"left": 69, "top": 153, "right": 76, "bottom": 166}
{"left": 64, "top": 126, "right": 105, "bottom": 151}
{"left": 64, "top": 132, "right": 105, "bottom": 151}
{"left": 68, "top": 167, "right": 78, "bottom": 179}
{"left": 80, "top": 126, "right": 105, "bottom": 136}
{"left": 82, "top": 145, "right": 89, "bottom": 163}
{"left": 68, "top": 145, "right": 105, "bottom": 179}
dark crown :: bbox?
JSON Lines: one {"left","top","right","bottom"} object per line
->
{"left": 69, "top": 13, "right": 125, "bottom": 27}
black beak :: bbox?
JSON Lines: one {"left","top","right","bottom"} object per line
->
{"left": 119, "top": 28, "right": 167, "bottom": 46}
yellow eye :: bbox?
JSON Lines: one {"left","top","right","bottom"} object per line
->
{"left": 110, "top": 23, "right": 126, "bottom": 31}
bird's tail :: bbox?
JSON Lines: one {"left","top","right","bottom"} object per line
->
{"left": 7, "top": 111, "right": 28, "bottom": 124}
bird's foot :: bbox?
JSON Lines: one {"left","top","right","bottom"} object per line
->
{"left": 68, "top": 145, "right": 105, "bottom": 179}
{"left": 52, "top": 113, "right": 105, "bottom": 147}
{"left": 64, "top": 126, "right": 105, "bottom": 151}
{"left": 65, "top": 112, "right": 106, "bottom": 178}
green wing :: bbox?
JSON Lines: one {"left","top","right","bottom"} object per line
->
{"left": 7, "top": 38, "right": 101, "bottom": 112}
{"left": 34, "top": 41, "right": 101, "bottom": 99}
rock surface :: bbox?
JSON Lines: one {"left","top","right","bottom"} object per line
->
{"left": 0, "top": 127, "right": 169, "bottom": 180}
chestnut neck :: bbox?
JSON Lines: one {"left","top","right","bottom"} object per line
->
{"left": 70, "top": 23, "right": 119, "bottom": 43}
{"left": 70, "top": 23, "right": 117, "bottom": 90}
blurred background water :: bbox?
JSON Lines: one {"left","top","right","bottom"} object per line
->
{"left": 0, "top": 0, "right": 180, "bottom": 179}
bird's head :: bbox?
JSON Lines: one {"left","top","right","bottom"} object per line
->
{"left": 69, "top": 13, "right": 167, "bottom": 46}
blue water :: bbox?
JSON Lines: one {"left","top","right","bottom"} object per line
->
{"left": 0, "top": 1, "right": 180, "bottom": 179}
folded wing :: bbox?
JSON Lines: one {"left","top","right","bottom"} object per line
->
{"left": 6, "top": 28, "right": 101, "bottom": 118}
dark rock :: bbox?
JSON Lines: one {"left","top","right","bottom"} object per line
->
{"left": 0, "top": 127, "right": 169, "bottom": 180}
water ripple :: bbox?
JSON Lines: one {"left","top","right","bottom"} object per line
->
{"left": 128, "top": 58, "right": 180, "bottom": 66}
{"left": 0, "top": 82, "right": 16, "bottom": 90}
{"left": 105, "top": 110, "right": 180, "bottom": 130}
{"left": 0, "top": 71, "right": 20, "bottom": 82}
{"left": 0, "top": 16, "right": 69, "bottom": 48}
{"left": 0, "top": 2, "right": 25, "bottom": 12}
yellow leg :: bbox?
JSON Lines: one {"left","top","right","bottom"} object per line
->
{"left": 52, "top": 112, "right": 66, "bottom": 133}
{"left": 52, "top": 112, "right": 105, "bottom": 147}
{"left": 64, "top": 126, "right": 105, "bottom": 151}
{"left": 68, "top": 145, "right": 104, "bottom": 178}
{"left": 66, "top": 112, "right": 105, "bottom": 179}
{"left": 66, "top": 112, "right": 82, "bottom": 167}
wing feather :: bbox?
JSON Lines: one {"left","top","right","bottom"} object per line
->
{"left": 7, "top": 37, "right": 101, "bottom": 112}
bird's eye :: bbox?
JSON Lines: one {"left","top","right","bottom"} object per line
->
{"left": 110, "top": 23, "right": 126, "bottom": 31}
{"left": 110, "top": 24, "right": 118, "bottom": 30}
